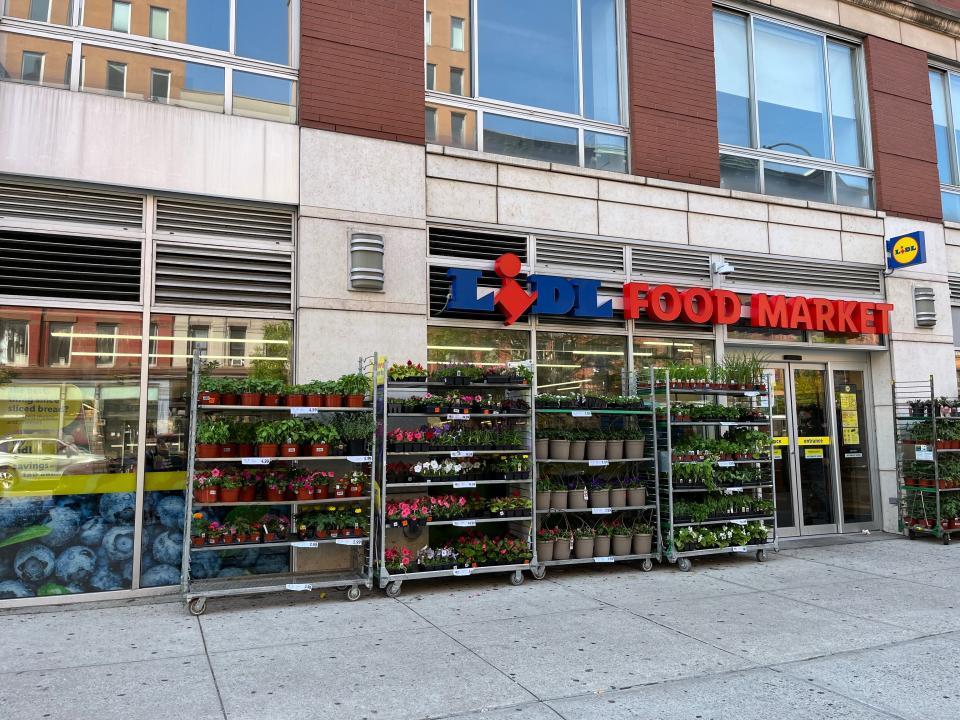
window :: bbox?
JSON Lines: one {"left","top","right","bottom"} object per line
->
{"left": 450, "top": 16, "right": 464, "bottom": 51}
{"left": 95, "top": 323, "right": 119, "bottom": 366}
{"left": 150, "top": 69, "right": 170, "bottom": 102}
{"left": 48, "top": 322, "right": 74, "bottom": 366}
{"left": 0, "top": 319, "right": 28, "bottom": 366}
{"left": 427, "top": 326, "right": 530, "bottom": 371}
{"left": 28, "top": 0, "right": 50, "bottom": 22}
{"left": 714, "top": 9, "right": 872, "bottom": 208}
{"left": 425, "top": 11, "right": 432, "bottom": 45}
{"left": 425, "top": 0, "right": 627, "bottom": 170}
{"left": 105, "top": 60, "right": 126, "bottom": 96}
{"left": 149, "top": 6, "right": 169, "bottom": 40}
{"left": 148, "top": 321, "right": 158, "bottom": 367}
{"left": 111, "top": 1, "right": 131, "bottom": 32}
{"left": 633, "top": 337, "right": 714, "bottom": 373}
{"left": 228, "top": 325, "right": 247, "bottom": 366}
{"left": 187, "top": 324, "right": 209, "bottom": 358}
{"left": 930, "top": 68, "right": 960, "bottom": 221}
{"left": 449, "top": 67, "right": 463, "bottom": 96}
{"left": 451, "top": 112, "right": 466, "bottom": 147}
{"left": 235, "top": 0, "right": 291, "bottom": 64}
{"left": 426, "top": 63, "right": 436, "bottom": 91}
{"left": 537, "top": 332, "right": 625, "bottom": 396}
{"left": 232, "top": 71, "right": 297, "bottom": 123}
{"left": 425, "top": 106, "right": 438, "bottom": 143}
{"left": 21, "top": 51, "right": 44, "bottom": 84}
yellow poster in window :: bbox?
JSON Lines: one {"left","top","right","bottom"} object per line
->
{"left": 798, "top": 436, "right": 830, "bottom": 446}
{"left": 841, "top": 410, "right": 859, "bottom": 427}
{"left": 805, "top": 448, "right": 824, "bottom": 459}
{"left": 839, "top": 392, "right": 857, "bottom": 411}
{"left": 843, "top": 426, "right": 861, "bottom": 445}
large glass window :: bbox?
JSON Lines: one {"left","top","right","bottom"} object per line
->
{"left": 425, "top": 0, "right": 627, "bottom": 170}
{"left": 714, "top": 9, "right": 872, "bottom": 208}
{"left": 0, "top": 32, "right": 72, "bottom": 89}
{"left": 633, "top": 337, "right": 714, "bottom": 373}
{"left": 537, "top": 332, "right": 625, "bottom": 396}
{"left": 427, "top": 326, "right": 530, "bottom": 370}
{"left": 930, "top": 68, "right": 960, "bottom": 221}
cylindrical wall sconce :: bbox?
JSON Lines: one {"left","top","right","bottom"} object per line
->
{"left": 350, "top": 233, "right": 385, "bottom": 291}
{"left": 914, "top": 286, "right": 936, "bottom": 328}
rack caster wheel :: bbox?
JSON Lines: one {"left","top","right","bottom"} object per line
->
{"left": 187, "top": 598, "right": 207, "bottom": 616}
{"left": 677, "top": 558, "right": 692, "bottom": 572}
{"left": 756, "top": 549, "right": 767, "bottom": 563}
{"left": 531, "top": 565, "right": 547, "bottom": 580}
{"left": 385, "top": 581, "right": 402, "bottom": 598}
{"left": 509, "top": 570, "right": 525, "bottom": 586}
{"left": 641, "top": 559, "right": 654, "bottom": 572}
{"left": 907, "top": 529, "right": 916, "bottom": 540}
{"left": 943, "top": 534, "right": 951, "bottom": 546}
{"left": 346, "top": 586, "right": 362, "bottom": 601}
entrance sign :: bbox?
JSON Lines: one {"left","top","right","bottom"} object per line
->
{"left": 886, "top": 231, "right": 926, "bottom": 271}
{"left": 447, "top": 253, "right": 894, "bottom": 333}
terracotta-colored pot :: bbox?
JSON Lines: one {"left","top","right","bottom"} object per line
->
{"left": 285, "top": 394, "right": 305, "bottom": 407}
{"left": 334, "top": 484, "right": 348, "bottom": 498}
{"left": 307, "top": 394, "right": 325, "bottom": 407}
{"left": 206, "top": 536, "right": 221, "bottom": 545}
{"left": 280, "top": 443, "right": 300, "bottom": 457}
{"left": 346, "top": 394, "right": 365, "bottom": 408}
{"left": 316, "top": 529, "right": 329, "bottom": 539}
{"left": 311, "top": 442, "right": 330, "bottom": 457}
{"left": 220, "top": 487, "right": 240, "bottom": 503}
{"left": 196, "top": 444, "right": 219, "bottom": 459}
{"left": 263, "top": 532, "right": 277, "bottom": 542}
{"left": 314, "top": 485, "right": 329, "bottom": 499}
{"left": 222, "top": 534, "right": 237, "bottom": 545}
{"left": 296, "top": 488, "right": 314, "bottom": 501}
{"left": 220, "top": 443, "right": 237, "bottom": 457}
{"left": 258, "top": 443, "right": 278, "bottom": 458}
{"left": 349, "top": 483, "right": 364, "bottom": 497}
{"left": 237, "top": 443, "right": 255, "bottom": 457}
{"left": 263, "top": 393, "right": 281, "bottom": 406}
{"left": 265, "top": 488, "right": 285, "bottom": 502}
{"left": 324, "top": 393, "right": 343, "bottom": 407}
{"left": 191, "top": 536, "right": 204, "bottom": 547}
{"left": 238, "top": 485, "right": 256, "bottom": 502}
{"left": 221, "top": 393, "right": 239, "bottom": 406}
{"left": 240, "top": 392, "right": 262, "bottom": 406}
{"left": 199, "top": 391, "right": 220, "bottom": 406}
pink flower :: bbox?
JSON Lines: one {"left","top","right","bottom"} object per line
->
{"left": 211, "top": 468, "right": 221, "bottom": 478}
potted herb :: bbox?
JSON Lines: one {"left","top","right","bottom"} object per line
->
{"left": 573, "top": 525, "right": 595, "bottom": 559}
{"left": 196, "top": 419, "right": 229, "bottom": 458}
{"left": 319, "top": 380, "right": 342, "bottom": 408}
{"left": 254, "top": 379, "right": 285, "bottom": 406}
{"left": 632, "top": 522, "right": 653, "bottom": 555}
{"left": 232, "top": 421, "right": 257, "bottom": 457}
{"left": 255, "top": 421, "right": 282, "bottom": 458}
{"left": 238, "top": 378, "right": 262, "bottom": 407}
{"left": 536, "top": 526, "right": 557, "bottom": 561}
{"left": 338, "top": 373, "right": 371, "bottom": 408}
{"left": 284, "top": 384, "right": 309, "bottom": 407}
{"left": 273, "top": 418, "right": 306, "bottom": 456}
{"left": 305, "top": 424, "right": 339, "bottom": 456}
{"left": 219, "top": 378, "right": 240, "bottom": 406}
{"left": 198, "top": 376, "right": 223, "bottom": 406}
{"left": 335, "top": 413, "right": 375, "bottom": 456}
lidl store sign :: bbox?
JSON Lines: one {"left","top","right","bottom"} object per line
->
{"left": 886, "top": 231, "right": 926, "bottom": 270}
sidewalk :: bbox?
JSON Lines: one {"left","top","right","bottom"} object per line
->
{"left": 1, "top": 533, "right": 957, "bottom": 720}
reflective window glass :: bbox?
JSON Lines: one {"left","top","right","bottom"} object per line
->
{"left": 755, "top": 19, "right": 829, "bottom": 160}
{"left": 450, "top": 16, "right": 464, "bottom": 51}
{"left": 427, "top": 326, "right": 530, "bottom": 370}
{"left": 719, "top": 154, "right": 759, "bottom": 193}
{"left": 836, "top": 174, "right": 872, "bottom": 209}
{"left": 426, "top": 63, "right": 436, "bottom": 91}
{"left": 714, "top": 10, "right": 751, "bottom": 147}
{"left": 949, "top": 74, "right": 960, "bottom": 186}
{"left": 111, "top": 1, "right": 131, "bottom": 32}
{"left": 450, "top": 67, "right": 463, "bottom": 96}
{"left": 83, "top": 1, "right": 229, "bottom": 51}
{"left": 4, "top": 0, "right": 69, "bottom": 24}
{"left": 943, "top": 191, "right": 960, "bottom": 223}
{"left": 105, "top": 61, "right": 126, "bottom": 96}
{"left": 149, "top": 6, "right": 169, "bottom": 40}
{"left": 484, "top": 114, "right": 578, "bottom": 166}
{"left": 582, "top": 0, "right": 619, "bottom": 124}
{"left": 451, "top": 112, "right": 466, "bottom": 147}
{"left": 426, "top": 104, "right": 476, "bottom": 149}
{"left": 30, "top": 0, "right": 50, "bottom": 21}
{"left": 828, "top": 41, "right": 864, "bottom": 167}
{"left": 425, "top": 106, "right": 438, "bottom": 143}
{"left": 21, "top": 51, "right": 43, "bottom": 83}
{"left": 633, "top": 338, "right": 715, "bottom": 373}
{"left": 235, "top": 0, "right": 291, "bottom": 65}
{"left": 585, "top": 131, "right": 627, "bottom": 173}
{"left": 150, "top": 68, "right": 170, "bottom": 102}
{"left": 0, "top": 32, "right": 71, "bottom": 88}
{"left": 232, "top": 71, "right": 296, "bottom": 123}
{"left": 425, "top": 10, "right": 432, "bottom": 45}
{"left": 763, "top": 161, "right": 830, "bottom": 203}
{"left": 930, "top": 70, "right": 955, "bottom": 186}
{"left": 537, "top": 332, "right": 625, "bottom": 396}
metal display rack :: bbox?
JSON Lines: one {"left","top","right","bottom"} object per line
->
{"left": 530, "top": 367, "right": 661, "bottom": 577}
{"left": 180, "top": 352, "right": 379, "bottom": 615}
{"left": 657, "top": 371, "right": 778, "bottom": 571}
{"left": 894, "top": 378, "right": 960, "bottom": 545}
{"left": 377, "top": 373, "right": 535, "bottom": 597}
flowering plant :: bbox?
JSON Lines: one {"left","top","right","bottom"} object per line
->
{"left": 206, "top": 520, "right": 223, "bottom": 539}
{"left": 288, "top": 473, "right": 314, "bottom": 494}
{"left": 417, "top": 545, "right": 458, "bottom": 568}
{"left": 388, "top": 360, "right": 427, "bottom": 380}
{"left": 193, "top": 468, "right": 223, "bottom": 488}
{"left": 260, "top": 514, "right": 290, "bottom": 533}
{"left": 191, "top": 512, "right": 208, "bottom": 536}
{"left": 385, "top": 546, "right": 414, "bottom": 572}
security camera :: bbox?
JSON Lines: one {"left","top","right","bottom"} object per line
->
{"left": 712, "top": 261, "right": 736, "bottom": 275}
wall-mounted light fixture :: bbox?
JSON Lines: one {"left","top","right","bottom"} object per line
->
{"left": 350, "top": 233, "right": 384, "bottom": 291}
{"left": 914, "top": 286, "right": 936, "bottom": 328}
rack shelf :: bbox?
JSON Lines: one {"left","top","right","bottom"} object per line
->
{"left": 389, "top": 413, "right": 530, "bottom": 419}
{"left": 388, "top": 381, "right": 531, "bottom": 390}
{"left": 536, "top": 457, "right": 653, "bottom": 464}
{"left": 672, "top": 516, "right": 774, "bottom": 528}
{"left": 386, "top": 479, "right": 529, "bottom": 488}
{"left": 536, "top": 408, "right": 652, "bottom": 416}
{"left": 194, "top": 496, "right": 370, "bottom": 507}
{"left": 536, "top": 505, "right": 654, "bottom": 514}
{"left": 198, "top": 405, "right": 372, "bottom": 413}
{"left": 387, "top": 449, "right": 527, "bottom": 457}
{"left": 191, "top": 536, "right": 369, "bottom": 552}
{"left": 196, "top": 455, "right": 371, "bottom": 463}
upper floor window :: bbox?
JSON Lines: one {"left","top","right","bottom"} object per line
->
{"left": 930, "top": 68, "right": 960, "bottom": 222}
{"left": 713, "top": 9, "right": 872, "bottom": 208}
{"left": 425, "top": 0, "right": 628, "bottom": 173}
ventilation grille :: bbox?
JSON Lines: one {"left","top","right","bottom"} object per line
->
{"left": 0, "top": 231, "right": 141, "bottom": 301}
{"left": 725, "top": 255, "right": 883, "bottom": 296}
{"left": 429, "top": 265, "right": 528, "bottom": 323}
{"left": 536, "top": 238, "right": 625, "bottom": 275}
{"left": 429, "top": 227, "right": 527, "bottom": 263}
{"left": 632, "top": 246, "right": 711, "bottom": 283}
{"left": 154, "top": 243, "right": 292, "bottom": 310}
{"left": 0, "top": 180, "right": 143, "bottom": 229}
{"left": 155, "top": 199, "right": 294, "bottom": 243}
{"left": 950, "top": 275, "right": 960, "bottom": 306}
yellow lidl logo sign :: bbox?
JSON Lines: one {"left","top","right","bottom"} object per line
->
{"left": 886, "top": 231, "right": 926, "bottom": 270}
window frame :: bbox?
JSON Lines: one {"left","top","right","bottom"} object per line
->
{"left": 149, "top": 67, "right": 170, "bottom": 102}
{"left": 47, "top": 321, "right": 74, "bottom": 366}
{"left": 20, "top": 49, "right": 45, "bottom": 83}
{"left": 424, "top": 0, "right": 630, "bottom": 171}
{"left": 713, "top": 4, "right": 874, "bottom": 208}
{"left": 930, "top": 63, "right": 960, "bottom": 220}
{"left": 111, "top": 1, "right": 131, "bottom": 33}
{"left": 148, "top": 5, "right": 169, "bottom": 41}
{"left": 95, "top": 322, "right": 119, "bottom": 367}
{"left": 105, "top": 59, "right": 126, "bottom": 96}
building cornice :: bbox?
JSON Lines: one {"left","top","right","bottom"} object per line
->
{"left": 847, "top": 0, "right": 960, "bottom": 36}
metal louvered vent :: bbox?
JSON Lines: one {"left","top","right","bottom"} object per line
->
{"left": 154, "top": 243, "right": 292, "bottom": 310}
{"left": 429, "top": 265, "right": 528, "bottom": 323}
{"left": 155, "top": 199, "right": 294, "bottom": 243}
{"left": 0, "top": 180, "right": 143, "bottom": 229}
{"left": 632, "top": 246, "right": 710, "bottom": 283}
{"left": 725, "top": 255, "right": 883, "bottom": 296}
{"left": 536, "top": 237, "right": 625, "bottom": 275}
{"left": 949, "top": 275, "right": 960, "bottom": 306}
{"left": 0, "top": 230, "right": 141, "bottom": 301}
{"left": 429, "top": 227, "right": 527, "bottom": 263}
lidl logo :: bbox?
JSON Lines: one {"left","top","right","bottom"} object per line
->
{"left": 886, "top": 231, "right": 926, "bottom": 270}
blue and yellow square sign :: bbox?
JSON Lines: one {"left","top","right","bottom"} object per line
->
{"left": 886, "top": 231, "right": 926, "bottom": 270}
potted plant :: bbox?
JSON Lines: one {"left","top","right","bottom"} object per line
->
{"left": 205, "top": 521, "right": 223, "bottom": 545}
{"left": 263, "top": 471, "right": 287, "bottom": 502}
{"left": 536, "top": 527, "right": 557, "bottom": 562}
{"left": 198, "top": 376, "right": 222, "bottom": 406}
{"left": 573, "top": 525, "right": 595, "bottom": 559}
{"left": 550, "top": 477, "right": 569, "bottom": 510}
{"left": 610, "top": 520, "right": 632, "bottom": 556}
{"left": 335, "top": 413, "right": 376, "bottom": 456}
{"left": 385, "top": 546, "right": 414, "bottom": 573}
{"left": 237, "top": 469, "right": 258, "bottom": 502}
{"left": 190, "top": 512, "right": 207, "bottom": 546}
{"left": 388, "top": 360, "right": 427, "bottom": 383}
{"left": 549, "top": 429, "right": 571, "bottom": 460}
{"left": 238, "top": 378, "right": 262, "bottom": 407}
{"left": 588, "top": 478, "right": 610, "bottom": 509}
{"left": 260, "top": 513, "right": 289, "bottom": 542}
{"left": 594, "top": 521, "right": 612, "bottom": 557}
{"left": 219, "top": 471, "right": 241, "bottom": 503}
{"left": 219, "top": 378, "right": 240, "bottom": 406}
{"left": 338, "top": 373, "right": 371, "bottom": 408}
{"left": 624, "top": 427, "right": 645, "bottom": 460}
{"left": 568, "top": 428, "right": 587, "bottom": 461}
{"left": 284, "top": 384, "right": 309, "bottom": 407}
{"left": 625, "top": 476, "right": 646, "bottom": 507}
{"left": 535, "top": 431, "right": 549, "bottom": 458}
{"left": 318, "top": 380, "right": 342, "bottom": 408}
{"left": 535, "top": 476, "right": 554, "bottom": 510}
{"left": 632, "top": 522, "right": 653, "bottom": 555}
{"left": 274, "top": 418, "right": 306, "bottom": 457}
{"left": 255, "top": 421, "right": 282, "bottom": 458}
{"left": 568, "top": 477, "right": 589, "bottom": 509}
{"left": 585, "top": 429, "right": 607, "bottom": 461}
{"left": 192, "top": 469, "right": 220, "bottom": 504}
{"left": 232, "top": 421, "right": 257, "bottom": 457}
{"left": 196, "top": 419, "right": 229, "bottom": 458}
{"left": 289, "top": 472, "right": 315, "bottom": 501}
{"left": 348, "top": 470, "right": 368, "bottom": 497}
{"left": 609, "top": 477, "right": 627, "bottom": 508}
{"left": 605, "top": 430, "right": 624, "bottom": 461}
{"left": 305, "top": 423, "right": 339, "bottom": 456}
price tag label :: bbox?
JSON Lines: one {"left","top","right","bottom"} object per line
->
{"left": 588, "top": 459, "right": 609, "bottom": 467}
{"left": 720, "top": 422, "right": 735, "bottom": 427}
{"left": 732, "top": 519, "right": 748, "bottom": 526}
{"left": 290, "top": 407, "right": 320, "bottom": 415}
{"left": 453, "top": 481, "right": 476, "bottom": 489}
{"left": 291, "top": 541, "right": 319, "bottom": 548}
{"left": 916, "top": 446, "right": 934, "bottom": 461}
{"left": 452, "top": 520, "right": 476, "bottom": 527}
{"left": 347, "top": 455, "right": 373, "bottom": 463}
{"left": 452, "top": 568, "right": 472, "bottom": 576}
{"left": 591, "top": 507, "right": 612, "bottom": 515}
{"left": 285, "top": 583, "right": 313, "bottom": 591}
{"left": 759, "top": 397, "right": 770, "bottom": 407}
{"left": 241, "top": 457, "right": 271, "bottom": 465}
{"left": 594, "top": 556, "right": 615, "bottom": 563}
{"left": 335, "top": 538, "right": 364, "bottom": 546}
{"left": 447, "top": 414, "right": 471, "bottom": 420}
{"left": 744, "top": 391, "right": 759, "bottom": 397}
{"left": 571, "top": 410, "right": 593, "bottom": 417}
{"left": 844, "top": 452, "right": 863, "bottom": 459}
{"left": 717, "top": 461, "right": 735, "bottom": 468}
{"left": 731, "top": 546, "right": 747, "bottom": 552}
{"left": 451, "top": 451, "right": 474, "bottom": 458}
{"left": 723, "top": 487, "right": 743, "bottom": 495}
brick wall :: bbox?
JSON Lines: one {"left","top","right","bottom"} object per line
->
{"left": 300, "top": 0, "right": 424, "bottom": 143}
{"left": 627, "top": 0, "right": 720, "bottom": 186}
{"left": 864, "top": 36, "right": 942, "bottom": 222}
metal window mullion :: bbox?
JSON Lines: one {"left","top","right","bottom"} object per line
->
{"left": 616, "top": 0, "right": 628, "bottom": 128}
{"left": 823, "top": 36, "right": 837, "bottom": 163}
{"left": 747, "top": 13, "right": 760, "bottom": 150}
{"left": 758, "top": 157, "right": 765, "bottom": 194}
{"left": 578, "top": 126, "right": 585, "bottom": 168}
{"left": 471, "top": 0, "right": 479, "bottom": 99}
{"left": 856, "top": 45, "right": 873, "bottom": 171}
{"left": 228, "top": 0, "right": 236, "bottom": 55}
{"left": 576, "top": 0, "right": 584, "bottom": 118}
{"left": 944, "top": 71, "right": 960, "bottom": 187}
{"left": 830, "top": 169, "right": 838, "bottom": 205}
{"left": 224, "top": 66, "right": 233, "bottom": 115}
{"left": 71, "top": 0, "right": 81, "bottom": 26}
{"left": 290, "top": 0, "right": 299, "bottom": 69}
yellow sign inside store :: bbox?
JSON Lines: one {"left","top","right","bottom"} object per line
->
{"left": 805, "top": 448, "right": 825, "bottom": 459}
{"left": 0, "top": 471, "right": 186, "bottom": 498}
{"left": 797, "top": 436, "right": 831, "bottom": 446}
{"left": 0, "top": 384, "right": 84, "bottom": 435}
{"left": 773, "top": 436, "right": 789, "bottom": 446}
{"left": 839, "top": 393, "right": 858, "bottom": 411}
{"left": 843, "top": 427, "right": 861, "bottom": 445}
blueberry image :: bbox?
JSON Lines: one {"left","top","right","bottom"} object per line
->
{"left": 189, "top": 553, "right": 221, "bottom": 579}
{"left": 216, "top": 567, "right": 249, "bottom": 578}
{"left": 14, "top": 543, "right": 56, "bottom": 584}
{"left": 0, "top": 580, "right": 33, "bottom": 598}
{"left": 117, "top": 559, "right": 133, "bottom": 584}
{"left": 0, "top": 552, "right": 10, "bottom": 579}
{"left": 156, "top": 496, "right": 185, "bottom": 530}
{"left": 0, "top": 497, "right": 50, "bottom": 531}
{"left": 88, "top": 564, "right": 124, "bottom": 591}
{"left": 99, "top": 493, "right": 136, "bottom": 524}
{"left": 78, "top": 516, "right": 109, "bottom": 547}
{"left": 222, "top": 548, "right": 259, "bottom": 568}
{"left": 39, "top": 506, "right": 81, "bottom": 548}
{"left": 140, "top": 548, "right": 157, "bottom": 571}
{"left": 37, "top": 582, "right": 73, "bottom": 596}
{"left": 55, "top": 546, "right": 96, "bottom": 584}
{"left": 253, "top": 551, "right": 288, "bottom": 575}
{"left": 152, "top": 530, "right": 182, "bottom": 566}
{"left": 55, "top": 495, "right": 97, "bottom": 522}
{"left": 101, "top": 525, "right": 135, "bottom": 564}
{"left": 65, "top": 583, "right": 86, "bottom": 594}
{"left": 140, "top": 564, "right": 181, "bottom": 587}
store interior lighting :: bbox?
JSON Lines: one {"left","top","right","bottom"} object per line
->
{"left": 426, "top": 345, "right": 496, "bottom": 351}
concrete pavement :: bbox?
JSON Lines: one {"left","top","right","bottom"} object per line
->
{"left": 1, "top": 533, "right": 958, "bottom": 720}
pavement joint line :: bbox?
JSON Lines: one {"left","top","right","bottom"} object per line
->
{"left": 0, "top": 651, "right": 209, "bottom": 678}
{"left": 430, "top": 699, "right": 567, "bottom": 720}
{"left": 768, "top": 665, "right": 912, "bottom": 720}
{"left": 196, "top": 617, "right": 229, "bottom": 720}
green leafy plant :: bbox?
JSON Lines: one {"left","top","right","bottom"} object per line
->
{"left": 337, "top": 372, "right": 372, "bottom": 396}
{"left": 196, "top": 419, "right": 230, "bottom": 445}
